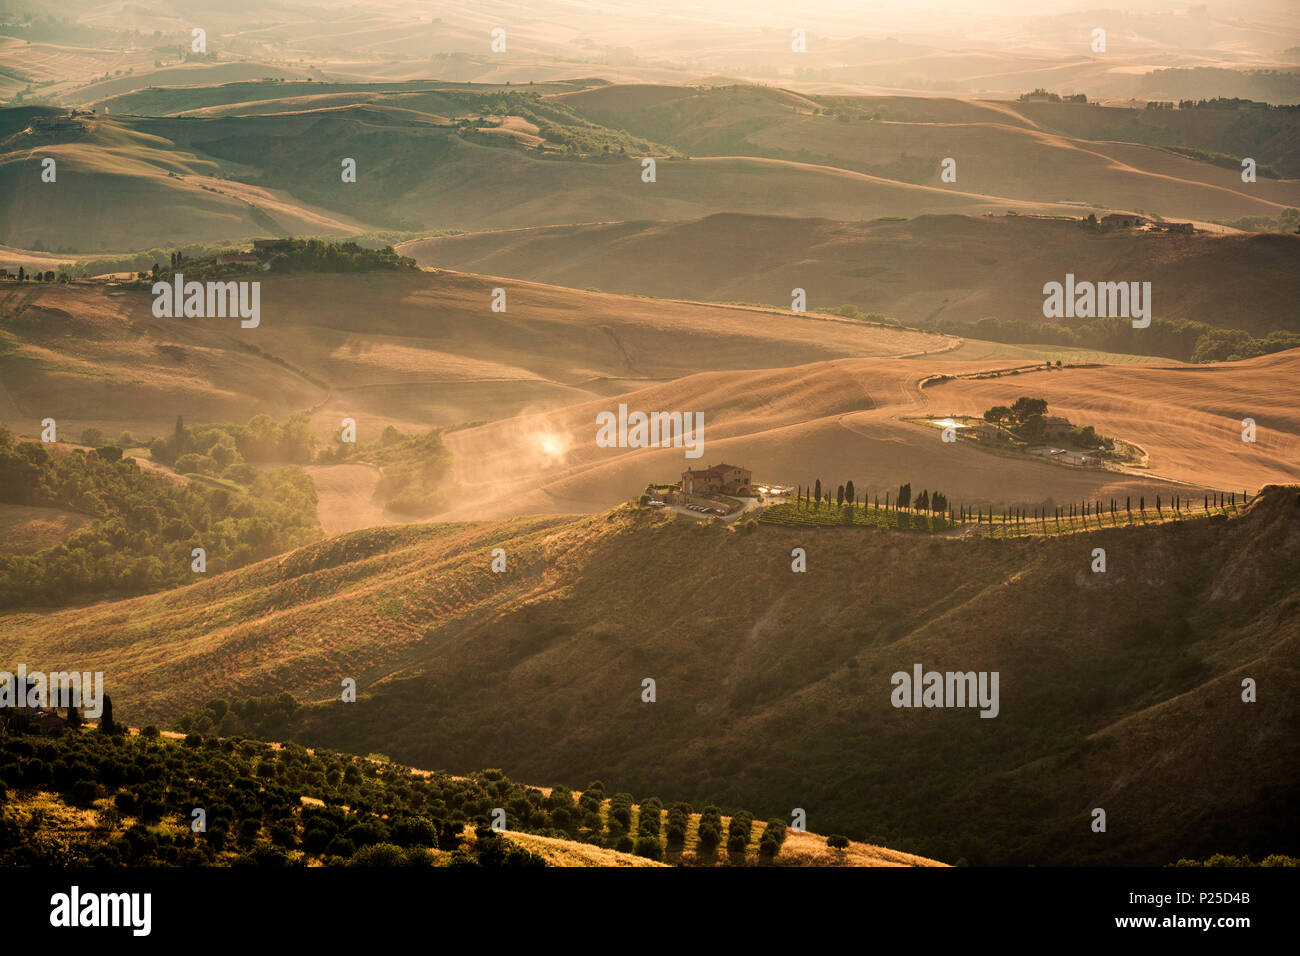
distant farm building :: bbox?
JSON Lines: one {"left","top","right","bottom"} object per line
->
{"left": 972, "top": 422, "right": 1014, "bottom": 441}
{"left": 253, "top": 239, "right": 296, "bottom": 254}
{"left": 681, "top": 463, "right": 753, "bottom": 496}
{"left": 1101, "top": 213, "right": 1147, "bottom": 229}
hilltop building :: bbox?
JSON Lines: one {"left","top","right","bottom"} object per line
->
{"left": 681, "top": 463, "right": 753, "bottom": 496}
{"left": 253, "top": 239, "right": 297, "bottom": 254}
{"left": 972, "top": 422, "right": 1014, "bottom": 442}
{"left": 1101, "top": 213, "right": 1147, "bottom": 229}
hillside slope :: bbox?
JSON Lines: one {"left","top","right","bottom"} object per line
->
{"left": 2, "top": 488, "right": 1296, "bottom": 865}
{"left": 400, "top": 213, "right": 1300, "bottom": 335}
{"left": 0, "top": 110, "right": 375, "bottom": 250}
{"left": 0, "top": 98, "right": 1179, "bottom": 252}
{"left": 436, "top": 350, "right": 1300, "bottom": 521}
{"left": 557, "top": 85, "right": 1300, "bottom": 219}
{"left": 0, "top": 270, "right": 950, "bottom": 443}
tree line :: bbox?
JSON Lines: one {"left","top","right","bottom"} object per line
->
{"left": 796, "top": 478, "right": 951, "bottom": 518}
{"left": 793, "top": 470, "right": 1253, "bottom": 530}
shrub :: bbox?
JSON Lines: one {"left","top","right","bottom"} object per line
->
{"left": 348, "top": 843, "right": 410, "bottom": 866}
{"left": 391, "top": 816, "right": 437, "bottom": 847}
{"left": 637, "top": 797, "right": 663, "bottom": 837}
{"left": 69, "top": 780, "right": 101, "bottom": 806}
{"left": 633, "top": 835, "right": 664, "bottom": 861}
{"left": 324, "top": 836, "right": 356, "bottom": 858}
{"left": 696, "top": 824, "right": 720, "bottom": 851}
{"left": 764, "top": 818, "right": 788, "bottom": 848}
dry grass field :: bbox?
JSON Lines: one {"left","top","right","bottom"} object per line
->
{"left": 0, "top": 487, "right": 1294, "bottom": 865}
{"left": 400, "top": 213, "right": 1300, "bottom": 335}
{"left": 438, "top": 350, "right": 1299, "bottom": 521}
{"left": 3, "top": 0, "right": 1298, "bottom": 880}
{"left": 928, "top": 354, "right": 1300, "bottom": 493}
{"left": 558, "top": 84, "right": 1300, "bottom": 221}
{"left": 0, "top": 502, "right": 91, "bottom": 554}
{"left": 17, "top": 87, "right": 1283, "bottom": 254}
{"left": 5, "top": 270, "right": 1292, "bottom": 530}
{"left": 0, "top": 272, "right": 952, "bottom": 445}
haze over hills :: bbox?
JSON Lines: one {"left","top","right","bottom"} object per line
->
{"left": 4, "top": 267, "right": 1295, "bottom": 529}
{"left": 437, "top": 351, "right": 1300, "bottom": 521}
{"left": 0, "top": 108, "right": 375, "bottom": 250}
{"left": 7, "top": 0, "right": 1299, "bottom": 104}
{"left": 402, "top": 214, "right": 1300, "bottom": 335}
{"left": 0, "top": 271, "right": 951, "bottom": 442}
{"left": 7, "top": 76, "right": 1300, "bottom": 254}
{"left": 559, "top": 83, "right": 1300, "bottom": 209}
{"left": 3, "top": 0, "right": 1299, "bottom": 878}
{"left": 1, "top": 96, "right": 1130, "bottom": 252}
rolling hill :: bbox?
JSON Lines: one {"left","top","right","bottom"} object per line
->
{"left": 20, "top": 78, "right": 1300, "bottom": 255}
{"left": 0, "top": 269, "right": 952, "bottom": 444}
{"left": 434, "top": 350, "right": 1300, "bottom": 522}
{"left": 556, "top": 84, "right": 1300, "bottom": 219}
{"left": 2, "top": 485, "right": 1295, "bottom": 866}
{"left": 1, "top": 99, "right": 1113, "bottom": 252}
{"left": 5, "top": 268, "right": 1295, "bottom": 528}
{"left": 400, "top": 213, "right": 1300, "bottom": 336}
{"left": 0, "top": 108, "right": 377, "bottom": 250}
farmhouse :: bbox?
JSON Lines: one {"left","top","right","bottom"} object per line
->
{"left": 972, "top": 422, "right": 1013, "bottom": 441}
{"left": 1101, "top": 213, "right": 1147, "bottom": 229}
{"left": 253, "top": 239, "right": 296, "bottom": 254}
{"left": 681, "top": 463, "right": 752, "bottom": 496}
